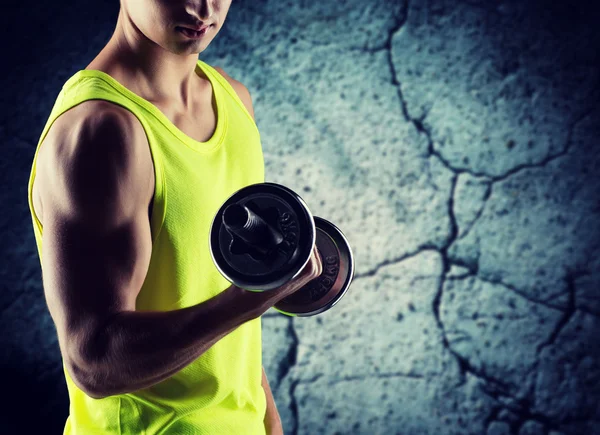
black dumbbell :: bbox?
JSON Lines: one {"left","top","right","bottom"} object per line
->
{"left": 209, "top": 182, "right": 355, "bottom": 317}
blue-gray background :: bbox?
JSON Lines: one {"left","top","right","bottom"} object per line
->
{"left": 2, "top": 0, "right": 599, "bottom": 434}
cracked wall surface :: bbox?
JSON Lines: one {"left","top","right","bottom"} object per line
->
{"left": 2, "top": 0, "right": 599, "bottom": 434}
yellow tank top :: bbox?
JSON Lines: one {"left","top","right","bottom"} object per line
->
{"left": 26, "top": 59, "right": 267, "bottom": 434}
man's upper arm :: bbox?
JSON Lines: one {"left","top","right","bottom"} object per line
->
{"left": 37, "top": 101, "right": 154, "bottom": 368}
{"left": 213, "top": 66, "right": 255, "bottom": 121}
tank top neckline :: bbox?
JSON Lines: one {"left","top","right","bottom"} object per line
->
{"left": 66, "top": 59, "right": 227, "bottom": 154}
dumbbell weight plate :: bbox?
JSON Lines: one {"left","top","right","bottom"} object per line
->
{"left": 209, "top": 182, "right": 316, "bottom": 291}
{"left": 273, "top": 216, "right": 355, "bottom": 317}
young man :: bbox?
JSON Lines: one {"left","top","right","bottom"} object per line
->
{"left": 26, "top": 0, "right": 323, "bottom": 433}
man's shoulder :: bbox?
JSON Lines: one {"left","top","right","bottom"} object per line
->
{"left": 38, "top": 100, "right": 148, "bottom": 182}
{"left": 212, "top": 65, "right": 248, "bottom": 96}
{"left": 212, "top": 66, "right": 236, "bottom": 85}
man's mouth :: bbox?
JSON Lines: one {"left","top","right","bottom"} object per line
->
{"left": 176, "top": 26, "right": 210, "bottom": 38}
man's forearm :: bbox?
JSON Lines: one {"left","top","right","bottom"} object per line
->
{"left": 262, "top": 366, "right": 283, "bottom": 434}
{"left": 69, "top": 284, "right": 267, "bottom": 398}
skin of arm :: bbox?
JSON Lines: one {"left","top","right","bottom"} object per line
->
{"left": 262, "top": 365, "right": 283, "bottom": 435}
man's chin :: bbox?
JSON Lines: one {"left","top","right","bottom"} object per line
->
{"left": 166, "top": 41, "right": 209, "bottom": 56}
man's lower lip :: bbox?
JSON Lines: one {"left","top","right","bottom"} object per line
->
{"left": 177, "top": 26, "right": 209, "bottom": 38}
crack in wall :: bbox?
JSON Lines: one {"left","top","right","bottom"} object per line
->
{"left": 471, "top": 273, "right": 568, "bottom": 313}
{"left": 352, "top": 245, "right": 439, "bottom": 281}
{"left": 422, "top": 88, "right": 592, "bottom": 184}
{"left": 484, "top": 105, "right": 597, "bottom": 183}
{"left": 455, "top": 182, "right": 493, "bottom": 242}
{"left": 521, "top": 268, "right": 594, "bottom": 433}
{"left": 295, "top": 370, "right": 424, "bottom": 387}
{"left": 482, "top": 406, "right": 504, "bottom": 434}
{"left": 479, "top": 386, "right": 569, "bottom": 434}
{"left": 444, "top": 267, "right": 595, "bottom": 431}
{"left": 534, "top": 269, "right": 588, "bottom": 355}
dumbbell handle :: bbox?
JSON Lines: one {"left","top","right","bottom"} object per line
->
{"left": 222, "top": 203, "right": 284, "bottom": 255}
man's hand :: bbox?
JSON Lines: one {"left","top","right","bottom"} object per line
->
{"left": 262, "top": 366, "right": 283, "bottom": 434}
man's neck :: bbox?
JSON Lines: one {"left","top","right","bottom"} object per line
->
{"left": 96, "top": 11, "right": 204, "bottom": 111}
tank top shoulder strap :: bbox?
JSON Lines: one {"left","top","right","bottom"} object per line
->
{"left": 197, "top": 60, "right": 257, "bottom": 127}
